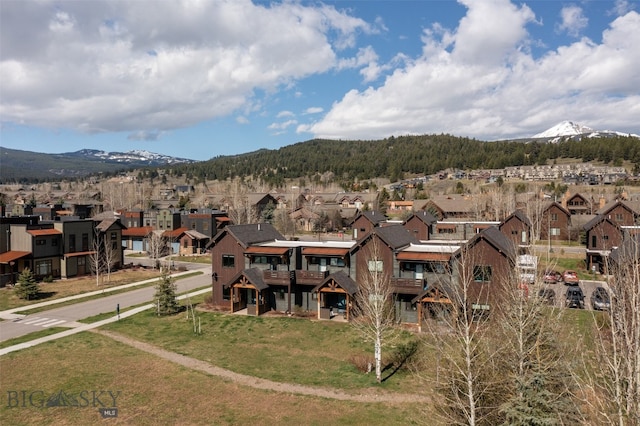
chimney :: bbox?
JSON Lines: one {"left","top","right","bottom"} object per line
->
{"left": 599, "top": 196, "right": 606, "bottom": 209}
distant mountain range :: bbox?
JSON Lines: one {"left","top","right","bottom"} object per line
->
{"left": 1, "top": 123, "right": 638, "bottom": 184}
{"left": 0, "top": 147, "right": 194, "bottom": 182}
{"left": 531, "top": 120, "right": 639, "bottom": 142}
{"left": 63, "top": 149, "right": 194, "bottom": 165}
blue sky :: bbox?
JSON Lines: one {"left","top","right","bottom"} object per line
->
{"left": 1, "top": 0, "right": 638, "bottom": 161}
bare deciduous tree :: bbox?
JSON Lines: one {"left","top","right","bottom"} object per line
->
{"left": 418, "top": 245, "right": 501, "bottom": 426}
{"left": 351, "top": 239, "right": 399, "bottom": 383}
{"left": 147, "top": 231, "right": 166, "bottom": 270}
{"left": 587, "top": 238, "right": 640, "bottom": 426}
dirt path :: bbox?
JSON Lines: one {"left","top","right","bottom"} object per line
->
{"left": 93, "top": 329, "right": 428, "bottom": 404}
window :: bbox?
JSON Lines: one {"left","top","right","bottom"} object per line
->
{"left": 35, "top": 259, "right": 52, "bottom": 276}
{"left": 183, "top": 240, "right": 188, "bottom": 248}
{"left": 110, "top": 232, "right": 117, "bottom": 241}
{"left": 438, "top": 227, "right": 455, "bottom": 234}
{"left": 368, "top": 260, "right": 383, "bottom": 272}
{"left": 405, "top": 302, "right": 417, "bottom": 311}
{"left": 52, "top": 238, "right": 58, "bottom": 246}
{"left": 550, "top": 213, "right": 558, "bottom": 221}
{"left": 550, "top": 228, "right": 560, "bottom": 236}
{"left": 222, "top": 286, "right": 231, "bottom": 300}
{"left": 473, "top": 265, "right": 492, "bottom": 282}
{"left": 81, "top": 233, "right": 89, "bottom": 251}
{"left": 36, "top": 239, "right": 46, "bottom": 246}
{"left": 511, "top": 230, "right": 518, "bottom": 235}
{"left": 69, "top": 234, "right": 76, "bottom": 252}
{"left": 78, "top": 257, "right": 85, "bottom": 266}
{"left": 203, "top": 222, "right": 209, "bottom": 231}
{"left": 192, "top": 223, "right": 196, "bottom": 229}
{"left": 222, "top": 254, "right": 235, "bottom": 268}
{"left": 615, "top": 213, "right": 623, "bottom": 222}
{"left": 309, "top": 257, "right": 345, "bottom": 267}
{"left": 602, "top": 235, "right": 609, "bottom": 241}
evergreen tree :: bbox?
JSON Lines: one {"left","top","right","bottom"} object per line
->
{"left": 154, "top": 269, "right": 180, "bottom": 315}
{"left": 14, "top": 268, "right": 40, "bottom": 300}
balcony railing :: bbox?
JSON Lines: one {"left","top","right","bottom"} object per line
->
{"left": 295, "top": 270, "right": 329, "bottom": 285}
{"left": 391, "top": 277, "right": 425, "bottom": 288}
{"left": 262, "top": 270, "right": 294, "bottom": 285}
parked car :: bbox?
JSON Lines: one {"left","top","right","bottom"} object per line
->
{"left": 591, "top": 287, "right": 611, "bottom": 311}
{"left": 565, "top": 287, "right": 585, "bottom": 309}
{"left": 562, "top": 270, "right": 580, "bottom": 286}
{"left": 538, "top": 288, "right": 556, "bottom": 305}
{"left": 543, "top": 270, "right": 561, "bottom": 284}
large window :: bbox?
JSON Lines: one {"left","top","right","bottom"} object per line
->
{"left": 550, "top": 228, "right": 561, "bottom": 236}
{"left": 36, "top": 239, "right": 46, "bottom": 246}
{"left": 35, "top": 259, "right": 52, "bottom": 276}
{"left": 69, "top": 234, "right": 76, "bottom": 252}
{"left": 473, "top": 265, "right": 492, "bottom": 283}
{"left": 222, "top": 254, "right": 235, "bottom": 268}
{"left": 81, "top": 233, "right": 89, "bottom": 251}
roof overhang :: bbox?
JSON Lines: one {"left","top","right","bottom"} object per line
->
{"left": 0, "top": 251, "right": 31, "bottom": 264}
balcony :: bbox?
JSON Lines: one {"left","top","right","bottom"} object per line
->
{"left": 391, "top": 277, "right": 425, "bottom": 289}
{"left": 262, "top": 270, "right": 294, "bottom": 285}
{"left": 295, "top": 270, "right": 329, "bottom": 285}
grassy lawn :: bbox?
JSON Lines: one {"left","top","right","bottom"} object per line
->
{"left": 102, "top": 305, "right": 425, "bottom": 393}
{"left": 0, "top": 269, "right": 162, "bottom": 311}
{"left": 171, "top": 255, "right": 211, "bottom": 264}
{"left": 0, "top": 332, "right": 426, "bottom": 425}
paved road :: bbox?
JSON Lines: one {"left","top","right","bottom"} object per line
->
{"left": 0, "top": 265, "right": 212, "bottom": 342}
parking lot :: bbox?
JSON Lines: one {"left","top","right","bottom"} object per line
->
{"left": 533, "top": 278, "right": 609, "bottom": 311}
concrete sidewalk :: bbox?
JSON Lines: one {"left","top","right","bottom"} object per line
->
{"left": 0, "top": 287, "right": 211, "bottom": 356}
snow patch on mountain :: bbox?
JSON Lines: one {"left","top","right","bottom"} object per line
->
{"left": 533, "top": 121, "right": 594, "bottom": 138}
{"left": 531, "top": 121, "right": 639, "bottom": 142}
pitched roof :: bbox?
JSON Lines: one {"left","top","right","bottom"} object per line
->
{"left": 312, "top": 271, "right": 358, "bottom": 295}
{"left": 500, "top": 210, "right": 531, "bottom": 228}
{"left": 367, "top": 224, "right": 420, "bottom": 250}
{"left": 229, "top": 268, "right": 269, "bottom": 291}
{"left": 122, "top": 226, "right": 154, "bottom": 237}
{"left": 209, "top": 223, "right": 284, "bottom": 249}
{"left": 354, "top": 210, "right": 387, "bottom": 225}
{"left": 596, "top": 200, "right": 639, "bottom": 216}
{"left": 583, "top": 214, "right": 621, "bottom": 232}
{"left": 405, "top": 210, "right": 437, "bottom": 226}
{"left": 463, "top": 226, "right": 516, "bottom": 261}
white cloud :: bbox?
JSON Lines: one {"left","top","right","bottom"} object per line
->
{"left": 277, "top": 110, "right": 295, "bottom": 118}
{"left": 304, "top": 107, "right": 323, "bottom": 114}
{"left": 268, "top": 119, "right": 298, "bottom": 135}
{"left": 0, "top": 0, "right": 372, "bottom": 134}
{"left": 609, "top": 0, "right": 634, "bottom": 16}
{"left": 236, "top": 116, "right": 249, "bottom": 125}
{"left": 557, "top": 5, "right": 588, "bottom": 37}
{"left": 300, "top": 4, "right": 640, "bottom": 141}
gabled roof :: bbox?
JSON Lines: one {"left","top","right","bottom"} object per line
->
{"left": 499, "top": 210, "right": 531, "bottom": 228}
{"left": 208, "top": 223, "right": 284, "bottom": 249}
{"left": 163, "top": 227, "right": 189, "bottom": 238}
{"left": 95, "top": 218, "right": 126, "bottom": 232}
{"left": 405, "top": 210, "right": 437, "bottom": 226}
{"left": 461, "top": 226, "right": 516, "bottom": 261}
{"left": 229, "top": 268, "right": 269, "bottom": 291}
{"left": 583, "top": 214, "right": 621, "bottom": 232}
{"left": 312, "top": 271, "right": 358, "bottom": 295}
{"left": 544, "top": 201, "right": 571, "bottom": 217}
{"left": 353, "top": 224, "right": 420, "bottom": 253}
{"left": 351, "top": 210, "right": 387, "bottom": 226}
{"left": 596, "top": 200, "right": 639, "bottom": 216}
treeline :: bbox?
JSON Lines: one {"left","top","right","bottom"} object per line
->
{"left": 167, "top": 134, "right": 640, "bottom": 187}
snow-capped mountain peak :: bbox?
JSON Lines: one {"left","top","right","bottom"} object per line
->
{"left": 533, "top": 121, "right": 594, "bottom": 138}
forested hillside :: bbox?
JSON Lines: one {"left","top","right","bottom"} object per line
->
{"left": 168, "top": 134, "right": 640, "bottom": 187}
